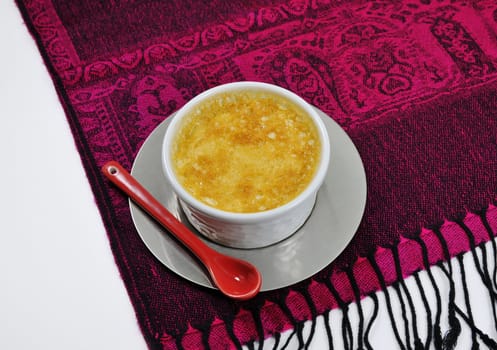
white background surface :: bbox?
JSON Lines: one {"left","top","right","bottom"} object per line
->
{"left": 1, "top": 1, "right": 495, "bottom": 349}
{"left": 1, "top": 1, "right": 147, "bottom": 348}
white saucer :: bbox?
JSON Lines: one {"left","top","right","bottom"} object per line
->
{"left": 130, "top": 108, "right": 367, "bottom": 291}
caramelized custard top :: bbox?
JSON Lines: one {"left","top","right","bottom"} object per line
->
{"left": 172, "top": 90, "right": 321, "bottom": 213}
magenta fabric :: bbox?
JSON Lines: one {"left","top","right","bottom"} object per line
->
{"left": 16, "top": 0, "right": 497, "bottom": 348}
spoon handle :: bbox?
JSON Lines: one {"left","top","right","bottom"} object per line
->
{"left": 101, "top": 161, "right": 213, "bottom": 263}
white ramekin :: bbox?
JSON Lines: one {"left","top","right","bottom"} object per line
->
{"left": 162, "top": 82, "right": 330, "bottom": 249}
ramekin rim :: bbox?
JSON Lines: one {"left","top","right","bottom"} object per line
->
{"left": 161, "top": 81, "right": 330, "bottom": 223}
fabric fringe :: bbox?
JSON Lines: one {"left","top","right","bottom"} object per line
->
{"left": 364, "top": 292, "right": 379, "bottom": 350}
{"left": 243, "top": 217, "right": 496, "bottom": 349}
{"left": 413, "top": 271, "right": 433, "bottom": 349}
{"left": 249, "top": 242, "right": 496, "bottom": 350}
{"left": 322, "top": 310, "right": 334, "bottom": 350}
{"left": 433, "top": 227, "right": 462, "bottom": 350}
{"left": 368, "top": 254, "right": 408, "bottom": 350}
{"left": 392, "top": 244, "right": 424, "bottom": 350}
{"left": 165, "top": 211, "right": 496, "bottom": 350}
{"left": 345, "top": 268, "right": 365, "bottom": 350}
{"left": 321, "top": 275, "right": 354, "bottom": 350}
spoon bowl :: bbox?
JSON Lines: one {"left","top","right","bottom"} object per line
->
{"left": 102, "top": 161, "right": 262, "bottom": 300}
{"left": 206, "top": 252, "right": 262, "bottom": 299}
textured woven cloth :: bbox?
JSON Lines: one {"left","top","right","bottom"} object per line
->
{"left": 16, "top": 0, "right": 497, "bottom": 348}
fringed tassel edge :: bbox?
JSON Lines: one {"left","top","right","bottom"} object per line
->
{"left": 159, "top": 205, "right": 497, "bottom": 349}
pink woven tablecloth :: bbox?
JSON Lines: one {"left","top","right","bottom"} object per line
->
{"left": 16, "top": 0, "right": 497, "bottom": 348}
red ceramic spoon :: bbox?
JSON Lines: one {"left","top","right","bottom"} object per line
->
{"left": 102, "top": 161, "right": 262, "bottom": 300}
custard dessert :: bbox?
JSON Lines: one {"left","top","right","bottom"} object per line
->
{"left": 171, "top": 90, "right": 321, "bottom": 213}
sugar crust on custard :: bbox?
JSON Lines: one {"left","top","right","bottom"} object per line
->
{"left": 172, "top": 91, "right": 321, "bottom": 213}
